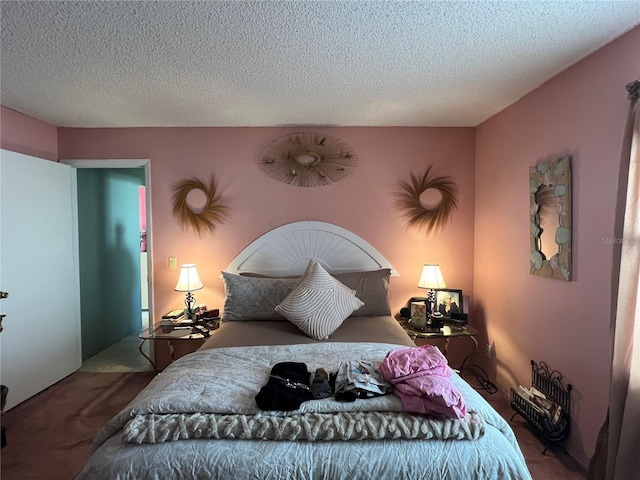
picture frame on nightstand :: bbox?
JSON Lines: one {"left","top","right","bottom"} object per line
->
{"left": 434, "top": 289, "right": 463, "bottom": 319}
{"left": 410, "top": 301, "right": 427, "bottom": 328}
{"left": 402, "top": 297, "right": 428, "bottom": 316}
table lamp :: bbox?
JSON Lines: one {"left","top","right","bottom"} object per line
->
{"left": 417, "top": 264, "right": 446, "bottom": 317}
{"left": 175, "top": 264, "right": 203, "bottom": 319}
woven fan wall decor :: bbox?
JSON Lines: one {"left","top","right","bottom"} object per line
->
{"left": 394, "top": 166, "right": 458, "bottom": 235}
{"left": 257, "top": 132, "right": 358, "bottom": 187}
{"left": 172, "top": 175, "right": 229, "bottom": 235}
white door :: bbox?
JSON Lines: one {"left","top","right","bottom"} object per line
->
{"left": 0, "top": 149, "right": 81, "bottom": 411}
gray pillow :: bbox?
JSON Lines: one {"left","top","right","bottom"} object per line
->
{"left": 221, "top": 272, "right": 299, "bottom": 322}
{"left": 240, "top": 268, "right": 391, "bottom": 317}
{"left": 334, "top": 269, "right": 391, "bottom": 317}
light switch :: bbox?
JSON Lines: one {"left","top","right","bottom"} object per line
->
{"left": 169, "top": 257, "right": 177, "bottom": 269}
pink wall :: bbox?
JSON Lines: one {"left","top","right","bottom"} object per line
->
{"left": 0, "top": 105, "right": 58, "bottom": 161}
{"left": 3, "top": 24, "right": 637, "bottom": 468}
{"left": 57, "top": 126, "right": 476, "bottom": 330}
{"left": 474, "top": 26, "right": 640, "bottom": 466}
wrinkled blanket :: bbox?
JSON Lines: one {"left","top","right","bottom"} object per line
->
{"left": 93, "top": 343, "right": 485, "bottom": 449}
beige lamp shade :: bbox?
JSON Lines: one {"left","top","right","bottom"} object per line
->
{"left": 417, "top": 264, "right": 446, "bottom": 289}
{"left": 174, "top": 264, "right": 204, "bottom": 292}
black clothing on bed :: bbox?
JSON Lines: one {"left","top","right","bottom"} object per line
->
{"left": 255, "top": 362, "right": 314, "bottom": 411}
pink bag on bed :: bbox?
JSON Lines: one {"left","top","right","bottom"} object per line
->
{"left": 379, "top": 344, "right": 467, "bottom": 419}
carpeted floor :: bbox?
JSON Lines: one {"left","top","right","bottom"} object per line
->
{"left": 0, "top": 371, "right": 156, "bottom": 480}
{"left": 1, "top": 365, "right": 588, "bottom": 480}
{"left": 463, "top": 370, "right": 587, "bottom": 480}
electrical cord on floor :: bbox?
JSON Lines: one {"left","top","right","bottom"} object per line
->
{"left": 461, "top": 363, "right": 498, "bottom": 394}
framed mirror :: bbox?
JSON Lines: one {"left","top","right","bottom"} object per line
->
{"left": 529, "top": 155, "right": 572, "bottom": 280}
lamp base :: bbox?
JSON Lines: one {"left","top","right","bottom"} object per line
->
{"left": 184, "top": 292, "right": 197, "bottom": 320}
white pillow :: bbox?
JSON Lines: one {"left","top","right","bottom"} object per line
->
{"left": 275, "top": 260, "right": 364, "bottom": 340}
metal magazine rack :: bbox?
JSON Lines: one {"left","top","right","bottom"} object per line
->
{"left": 510, "top": 360, "right": 572, "bottom": 454}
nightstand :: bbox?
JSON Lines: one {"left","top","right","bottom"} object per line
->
{"left": 139, "top": 318, "right": 220, "bottom": 371}
{"left": 395, "top": 314, "right": 478, "bottom": 371}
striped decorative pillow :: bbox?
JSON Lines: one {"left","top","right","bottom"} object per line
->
{"left": 275, "top": 260, "right": 364, "bottom": 340}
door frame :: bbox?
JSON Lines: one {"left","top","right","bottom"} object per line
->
{"left": 60, "top": 158, "right": 154, "bottom": 329}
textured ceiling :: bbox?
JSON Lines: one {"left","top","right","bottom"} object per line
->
{"left": 1, "top": 1, "right": 638, "bottom": 128}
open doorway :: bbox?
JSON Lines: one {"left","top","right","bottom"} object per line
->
{"left": 61, "top": 159, "right": 153, "bottom": 372}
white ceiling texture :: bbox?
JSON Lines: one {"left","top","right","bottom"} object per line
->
{"left": 1, "top": 1, "right": 639, "bottom": 128}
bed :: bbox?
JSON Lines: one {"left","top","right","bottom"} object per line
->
{"left": 76, "top": 222, "right": 532, "bottom": 480}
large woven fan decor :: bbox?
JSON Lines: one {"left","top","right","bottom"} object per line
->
{"left": 172, "top": 175, "right": 229, "bottom": 236}
{"left": 256, "top": 132, "right": 358, "bottom": 187}
{"left": 394, "top": 166, "right": 458, "bottom": 235}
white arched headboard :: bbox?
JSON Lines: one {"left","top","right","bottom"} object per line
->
{"left": 225, "top": 221, "right": 398, "bottom": 277}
